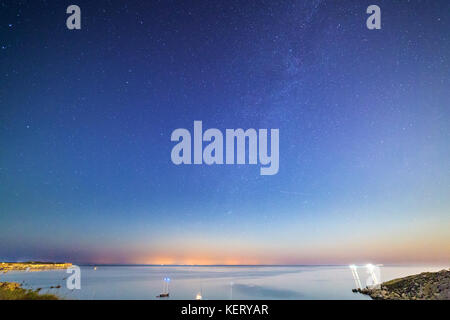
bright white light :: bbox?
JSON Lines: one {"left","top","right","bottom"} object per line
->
{"left": 366, "top": 264, "right": 374, "bottom": 271}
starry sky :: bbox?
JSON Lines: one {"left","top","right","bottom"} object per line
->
{"left": 0, "top": 0, "right": 449, "bottom": 265}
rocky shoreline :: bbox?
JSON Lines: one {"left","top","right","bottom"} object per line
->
{"left": 0, "top": 282, "right": 59, "bottom": 300}
{"left": 0, "top": 262, "right": 72, "bottom": 273}
{"left": 0, "top": 262, "right": 69, "bottom": 300}
{"left": 353, "top": 269, "right": 450, "bottom": 300}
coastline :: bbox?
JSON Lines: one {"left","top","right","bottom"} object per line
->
{"left": 0, "top": 262, "right": 71, "bottom": 300}
{"left": 0, "top": 262, "right": 72, "bottom": 273}
{"left": 0, "top": 282, "right": 59, "bottom": 300}
{"left": 1, "top": 264, "right": 449, "bottom": 300}
{"left": 353, "top": 269, "right": 450, "bottom": 300}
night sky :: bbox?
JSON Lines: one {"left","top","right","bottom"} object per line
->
{"left": 1, "top": 0, "right": 449, "bottom": 265}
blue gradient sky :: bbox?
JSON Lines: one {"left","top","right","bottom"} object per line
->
{"left": 1, "top": 0, "right": 449, "bottom": 264}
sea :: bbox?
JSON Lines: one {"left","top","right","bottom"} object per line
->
{"left": 1, "top": 265, "right": 447, "bottom": 300}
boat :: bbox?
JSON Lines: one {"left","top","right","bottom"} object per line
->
{"left": 157, "top": 293, "right": 169, "bottom": 298}
{"left": 157, "top": 277, "right": 170, "bottom": 298}
{"left": 196, "top": 284, "right": 203, "bottom": 300}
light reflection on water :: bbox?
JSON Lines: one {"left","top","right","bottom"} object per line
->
{"left": 1, "top": 265, "right": 446, "bottom": 300}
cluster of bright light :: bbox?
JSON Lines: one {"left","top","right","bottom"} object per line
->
{"left": 366, "top": 264, "right": 375, "bottom": 272}
{"left": 348, "top": 263, "right": 378, "bottom": 269}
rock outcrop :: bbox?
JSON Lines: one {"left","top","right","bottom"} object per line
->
{"left": 0, "top": 282, "right": 59, "bottom": 300}
{"left": 353, "top": 269, "right": 450, "bottom": 300}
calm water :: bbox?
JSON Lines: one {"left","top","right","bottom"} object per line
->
{"left": 1, "top": 265, "right": 447, "bottom": 300}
